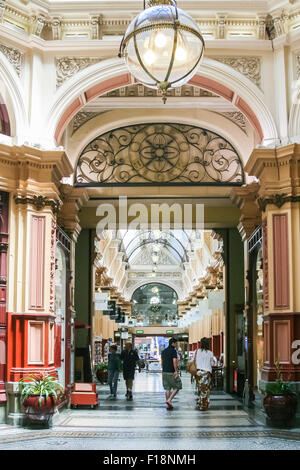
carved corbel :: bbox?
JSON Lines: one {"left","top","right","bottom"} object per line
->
{"left": 230, "top": 183, "right": 261, "bottom": 242}
{"left": 51, "top": 17, "right": 62, "bottom": 40}
{"left": 33, "top": 14, "right": 46, "bottom": 37}
{"left": 90, "top": 15, "right": 99, "bottom": 39}
{"left": 216, "top": 13, "right": 227, "bottom": 39}
{"left": 0, "top": 0, "right": 6, "bottom": 21}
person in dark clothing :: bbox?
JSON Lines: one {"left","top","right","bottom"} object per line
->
{"left": 161, "top": 337, "right": 182, "bottom": 410}
{"left": 107, "top": 344, "right": 121, "bottom": 398}
{"left": 120, "top": 342, "right": 141, "bottom": 400}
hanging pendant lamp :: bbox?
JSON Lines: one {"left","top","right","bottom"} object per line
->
{"left": 119, "top": 0, "right": 205, "bottom": 103}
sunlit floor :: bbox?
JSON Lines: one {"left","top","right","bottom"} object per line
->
{"left": 0, "top": 372, "right": 300, "bottom": 450}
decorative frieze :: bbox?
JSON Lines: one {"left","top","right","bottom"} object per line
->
{"left": 221, "top": 112, "right": 247, "bottom": 132}
{"left": 72, "top": 111, "right": 100, "bottom": 134}
{"left": 56, "top": 56, "right": 102, "bottom": 87}
{"left": 1, "top": 3, "right": 300, "bottom": 41}
{"left": 0, "top": 43, "right": 23, "bottom": 76}
{"left": 14, "top": 195, "right": 60, "bottom": 214}
{"left": 103, "top": 83, "right": 217, "bottom": 98}
{"left": 257, "top": 193, "right": 300, "bottom": 212}
{"left": 212, "top": 56, "right": 261, "bottom": 88}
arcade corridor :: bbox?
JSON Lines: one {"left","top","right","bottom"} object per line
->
{"left": 0, "top": 372, "right": 300, "bottom": 450}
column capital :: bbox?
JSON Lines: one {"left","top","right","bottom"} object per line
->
{"left": 245, "top": 144, "right": 300, "bottom": 201}
{"left": 0, "top": 143, "right": 72, "bottom": 196}
{"left": 57, "top": 185, "right": 89, "bottom": 241}
{"left": 230, "top": 182, "right": 261, "bottom": 241}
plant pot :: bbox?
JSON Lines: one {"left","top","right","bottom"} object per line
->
{"left": 23, "top": 395, "right": 57, "bottom": 426}
{"left": 96, "top": 369, "right": 108, "bottom": 383}
{"left": 263, "top": 393, "right": 298, "bottom": 426}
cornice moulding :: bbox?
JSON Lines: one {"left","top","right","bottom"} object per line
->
{"left": 0, "top": 27, "right": 275, "bottom": 52}
{"left": 6, "top": 0, "right": 271, "bottom": 15}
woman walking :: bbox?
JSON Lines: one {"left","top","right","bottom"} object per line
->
{"left": 193, "top": 337, "right": 216, "bottom": 411}
{"left": 120, "top": 342, "right": 141, "bottom": 401}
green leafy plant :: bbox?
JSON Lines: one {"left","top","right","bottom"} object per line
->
{"left": 95, "top": 362, "right": 108, "bottom": 371}
{"left": 265, "top": 358, "right": 295, "bottom": 396}
{"left": 19, "top": 372, "right": 64, "bottom": 407}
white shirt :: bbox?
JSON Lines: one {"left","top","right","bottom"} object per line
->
{"left": 194, "top": 349, "right": 215, "bottom": 373}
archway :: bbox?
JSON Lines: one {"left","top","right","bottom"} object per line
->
{"left": 46, "top": 57, "right": 278, "bottom": 149}
{"left": 0, "top": 51, "right": 28, "bottom": 139}
{"left": 132, "top": 283, "right": 178, "bottom": 327}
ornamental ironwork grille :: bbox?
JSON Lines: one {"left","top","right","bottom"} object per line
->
{"left": 75, "top": 123, "right": 244, "bottom": 186}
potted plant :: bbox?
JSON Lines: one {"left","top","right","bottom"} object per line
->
{"left": 95, "top": 362, "right": 108, "bottom": 383}
{"left": 263, "top": 359, "right": 298, "bottom": 427}
{"left": 19, "top": 372, "right": 65, "bottom": 426}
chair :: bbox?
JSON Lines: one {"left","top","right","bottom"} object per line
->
{"left": 70, "top": 383, "right": 98, "bottom": 409}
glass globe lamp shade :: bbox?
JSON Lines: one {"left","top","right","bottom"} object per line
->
{"left": 120, "top": 0, "right": 205, "bottom": 102}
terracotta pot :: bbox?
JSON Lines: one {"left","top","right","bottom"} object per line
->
{"left": 263, "top": 393, "right": 298, "bottom": 425}
{"left": 96, "top": 369, "right": 108, "bottom": 383}
{"left": 23, "top": 395, "right": 57, "bottom": 425}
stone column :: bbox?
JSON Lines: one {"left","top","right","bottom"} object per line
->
{"left": 245, "top": 144, "right": 300, "bottom": 395}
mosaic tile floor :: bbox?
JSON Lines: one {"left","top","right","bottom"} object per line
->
{"left": 0, "top": 372, "right": 300, "bottom": 450}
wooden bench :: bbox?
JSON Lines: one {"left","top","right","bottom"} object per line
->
{"left": 70, "top": 383, "right": 98, "bottom": 409}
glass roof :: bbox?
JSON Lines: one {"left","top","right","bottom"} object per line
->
{"left": 119, "top": 229, "right": 191, "bottom": 264}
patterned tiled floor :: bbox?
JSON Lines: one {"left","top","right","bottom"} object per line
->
{"left": 0, "top": 372, "right": 300, "bottom": 450}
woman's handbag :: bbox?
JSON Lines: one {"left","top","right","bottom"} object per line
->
{"left": 187, "top": 350, "right": 198, "bottom": 376}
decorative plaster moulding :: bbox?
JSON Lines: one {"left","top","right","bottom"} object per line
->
{"left": 56, "top": 56, "right": 105, "bottom": 87}
{"left": 220, "top": 111, "right": 248, "bottom": 132}
{"left": 0, "top": 42, "right": 24, "bottom": 76}
{"left": 212, "top": 56, "right": 261, "bottom": 88}
{"left": 2, "top": 0, "right": 300, "bottom": 44}
{"left": 294, "top": 50, "right": 300, "bottom": 79}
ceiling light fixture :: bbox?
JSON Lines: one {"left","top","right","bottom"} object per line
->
{"left": 119, "top": 0, "right": 205, "bottom": 103}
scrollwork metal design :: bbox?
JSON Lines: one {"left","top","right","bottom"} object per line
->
{"left": 75, "top": 123, "right": 244, "bottom": 186}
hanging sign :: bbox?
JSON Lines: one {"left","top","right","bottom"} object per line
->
{"left": 94, "top": 292, "right": 110, "bottom": 310}
{"left": 208, "top": 291, "right": 225, "bottom": 310}
{"left": 103, "top": 300, "right": 116, "bottom": 316}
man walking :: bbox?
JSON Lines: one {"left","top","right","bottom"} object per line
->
{"left": 120, "top": 342, "right": 141, "bottom": 401}
{"left": 107, "top": 344, "right": 121, "bottom": 398}
{"left": 161, "top": 337, "right": 182, "bottom": 410}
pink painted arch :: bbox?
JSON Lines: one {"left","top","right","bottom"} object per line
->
{"left": 55, "top": 72, "right": 264, "bottom": 144}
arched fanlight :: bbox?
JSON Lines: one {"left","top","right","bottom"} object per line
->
{"left": 119, "top": 0, "right": 205, "bottom": 103}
